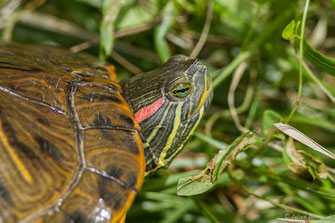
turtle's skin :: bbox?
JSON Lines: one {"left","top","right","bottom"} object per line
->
{"left": 0, "top": 43, "right": 213, "bottom": 223}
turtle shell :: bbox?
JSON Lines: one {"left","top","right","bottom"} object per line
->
{"left": 0, "top": 43, "right": 145, "bottom": 223}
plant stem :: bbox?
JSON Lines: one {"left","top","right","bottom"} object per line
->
{"left": 285, "top": 0, "right": 310, "bottom": 123}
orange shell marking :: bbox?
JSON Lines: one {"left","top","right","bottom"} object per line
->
{"left": 107, "top": 65, "right": 117, "bottom": 81}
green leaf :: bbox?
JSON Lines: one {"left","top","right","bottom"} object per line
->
{"left": 116, "top": 0, "right": 158, "bottom": 30}
{"left": 282, "top": 17, "right": 335, "bottom": 77}
{"left": 154, "top": 1, "right": 178, "bottom": 62}
{"left": 284, "top": 21, "right": 335, "bottom": 77}
{"left": 176, "top": 172, "right": 214, "bottom": 196}
{"left": 100, "top": 0, "right": 124, "bottom": 59}
{"left": 282, "top": 20, "right": 297, "bottom": 40}
{"left": 303, "top": 39, "right": 335, "bottom": 76}
{"left": 262, "top": 110, "right": 282, "bottom": 135}
{"left": 177, "top": 132, "right": 257, "bottom": 196}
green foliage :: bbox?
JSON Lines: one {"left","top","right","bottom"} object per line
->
{"left": 177, "top": 132, "right": 258, "bottom": 196}
{"left": 303, "top": 39, "right": 335, "bottom": 77}
{"left": 262, "top": 110, "right": 282, "bottom": 135}
{"left": 1, "top": 0, "right": 334, "bottom": 222}
{"left": 282, "top": 20, "right": 298, "bottom": 40}
{"left": 154, "top": 1, "right": 178, "bottom": 62}
{"left": 100, "top": 0, "right": 123, "bottom": 59}
{"left": 283, "top": 19, "right": 335, "bottom": 77}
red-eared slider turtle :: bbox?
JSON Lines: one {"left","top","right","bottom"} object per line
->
{"left": 0, "top": 43, "right": 213, "bottom": 223}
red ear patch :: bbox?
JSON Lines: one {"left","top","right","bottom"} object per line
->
{"left": 134, "top": 97, "right": 165, "bottom": 123}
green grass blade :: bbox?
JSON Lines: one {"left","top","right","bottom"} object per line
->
{"left": 303, "top": 39, "right": 335, "bottom": 76}
{"left": 99, "top": 0, "right": 123, "bottom": 59}
{"left": 154, "top": 2, "right": 178, "bottom": 63}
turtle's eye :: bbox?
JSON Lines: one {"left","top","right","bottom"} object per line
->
{"left": 172, "top": 83, "right": 191, "bottom": 98}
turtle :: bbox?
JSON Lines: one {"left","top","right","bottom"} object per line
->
{"left": 0, "top": 42, "right": 213, "bottom": 223}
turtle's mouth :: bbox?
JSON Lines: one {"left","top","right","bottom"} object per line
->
{"left": 185, "top": 63, "right": 213, "bottom": 120}
{"left": 182, "top": 89, "right": 213, "bottom": 125}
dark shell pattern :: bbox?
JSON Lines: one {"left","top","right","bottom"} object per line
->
{"left": 0, "top": 43, "right": 145, "bottom": 223}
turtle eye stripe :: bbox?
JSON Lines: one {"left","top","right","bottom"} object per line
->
{"left": 134, "top": 97, "right": 165, "bottom": 123}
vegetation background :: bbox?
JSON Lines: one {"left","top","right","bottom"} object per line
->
{"left": 0, "top": 0, "right": 334, "bottom": 222}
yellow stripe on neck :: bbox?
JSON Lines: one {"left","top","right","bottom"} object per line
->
{"left": 157, "top": 103, "right": 183, "bottom": 167}
{"left": 149, "top": 106, "right": 205, "bottom": 174}
{"left": 146, "top": 104, "right": 172, "bottom": 143}
{"left": 163, "top": 106, "right": 204, "bottom": 165}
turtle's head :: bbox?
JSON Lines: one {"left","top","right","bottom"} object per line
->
{"left": 121, "top": 55, "right": 213, "bottom": 175}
